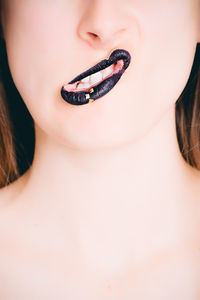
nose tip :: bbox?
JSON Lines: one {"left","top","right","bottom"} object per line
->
{"left": 80, "top": 27, "right": 127, "bottom": 50}
{"left": 87, "top": 28, "right": 126, "bottom": 45}
{"left": 77, "top": 1, "right": 128, "bottom": 50}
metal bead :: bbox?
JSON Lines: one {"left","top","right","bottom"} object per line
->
{"left": 89, "top": 99, "right": 94, "bottom": 103}
{"left": 89, "top": 88, "right": 94, "bottom": 93}
{"left": 85, "top": 93, "right": 90, "bottom": 100}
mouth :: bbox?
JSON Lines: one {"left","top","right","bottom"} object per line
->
{"left": 60, "top": 49, "right": 131, "bottom": 106}
{"left": 61, "top": 49, "right": 131, "bottom": 105}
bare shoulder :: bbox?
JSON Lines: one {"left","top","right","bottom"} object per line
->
{"left": 0, "top": 180, "right": 21, "bottom": 231}
{"left": 0, "top": 182, "right": 15, "bottom": 206}
{"left": 0, "top": 182, "right": 18, "bottom": 246}
{"left": 189, "top": 167, "right": 200, "bottom": 215}
{"left": 0, "top": 171, "right": 32, "bottom": 246}
{"left": 0, "top": 169, "right": 31, "bottom": 208}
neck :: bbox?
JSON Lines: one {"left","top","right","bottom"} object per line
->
{"left": 19, "top": 105, "right": 198, "bottom": 207}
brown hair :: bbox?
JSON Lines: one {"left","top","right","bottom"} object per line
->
{"left": 0, "top": 27, "right": 199, "bottom": 187}
{"left": 175, "top": 43, "right": 200, "bottom": 169}
{"left": 0, "top": 35, "right": 35, "bottom": 188}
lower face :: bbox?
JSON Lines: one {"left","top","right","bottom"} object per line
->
{"left": 1, "top": 0, "right": 199, "bottom": 150}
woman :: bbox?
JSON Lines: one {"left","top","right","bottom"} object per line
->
{"left": 0, "top": 0, "right": 200, "bottom": 298}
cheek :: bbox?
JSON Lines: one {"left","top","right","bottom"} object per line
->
{"left": 4, "top": 2, "right": 77, "bottom": 112}
{"left": 133, "top": 1, "right": 198, "bottom": 109}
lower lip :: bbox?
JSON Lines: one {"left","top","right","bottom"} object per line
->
{"left": 60, "top": 50, "right": 131, "bottom": 106}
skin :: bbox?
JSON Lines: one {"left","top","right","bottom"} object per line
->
{"left": 0, "top": 0, "right": 200, "bottom": 298}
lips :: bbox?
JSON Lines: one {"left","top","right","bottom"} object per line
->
{"left": 60, "top": 49, "right": 131, "bottom": 106}
{"left": 63, "top": 59, "right": 124, "bottom": 93}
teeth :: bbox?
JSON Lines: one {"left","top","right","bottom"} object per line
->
{"left": 90, "top": 71, "right": 103, "bottom": 85}
{"left": 102, "top": 64, "right": 114, "bottom": 79}
{"left": 76, "top": 82, "right": 91, "bottom": 89}
{"left": 76, "top": 64, "right": 115, "bottom": 90}
{"left": 81, "top": 76, "right": 90, "bottom": 83}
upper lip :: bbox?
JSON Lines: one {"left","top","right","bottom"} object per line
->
{"left": 67, "top": 49, "right": 131, "bottom": 85}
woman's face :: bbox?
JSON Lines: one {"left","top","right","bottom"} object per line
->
{"left": 1, "top": 0, "right": 200, "bottom": 150}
